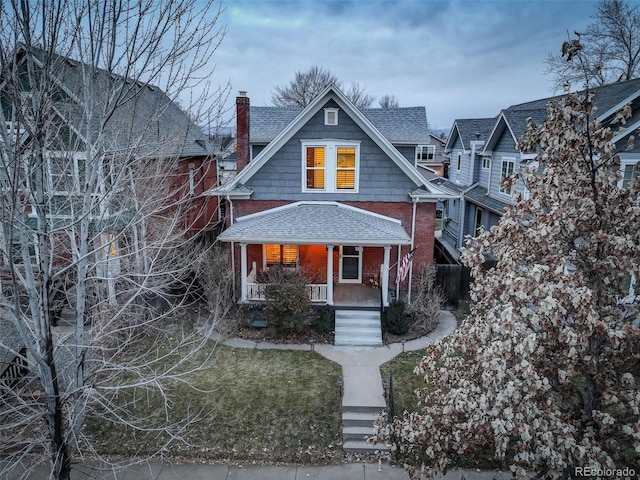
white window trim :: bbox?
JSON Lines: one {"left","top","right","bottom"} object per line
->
{"left": 301, "top": 139, "right": 360, "bottom": 193}
{"left": 456, "top": 152, "right": 462, "bottom": 171}
{"left": 499, "top": 156, "right": 516, "bottom": 196}
{"left": 47, "top": 151, "right": 85, "bottom": 194}
{"left": 482, "top": 156, "right": 491, "bottom": 170}
{"left": 324, "top": 108, "right": 339, "bottom": 126}
{"left": 415, "top": 145, "right": 435, "bottom": 165}
{"left": 188, "top": 162, "right": 196, "bottom": 196}
{"left": 262, "top": 244, "right": 299, "bottom": 269}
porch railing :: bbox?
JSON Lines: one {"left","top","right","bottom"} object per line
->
{"left": 246, "top": 282, "right": 328, "bottom": 302}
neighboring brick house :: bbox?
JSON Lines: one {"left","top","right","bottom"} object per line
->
{"left": 207, "top": 84, "right": 456, "bottom": 308}
{"left": 436, "top": 78, "right": 640, "bottom": 264}
{"left": 415, "top": 132, "right": 447, "bottom": 180}
{"left": 0, "top": 48, "right": 219, "bottom": 269}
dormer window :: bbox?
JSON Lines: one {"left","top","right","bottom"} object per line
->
{"left": 324, "top": 108, "right": 339, "bottom": 126}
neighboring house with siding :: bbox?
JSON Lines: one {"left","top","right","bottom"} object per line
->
{"left": 434, "top": 117, "right": 495, "bottom": 262}
{"left": 206, "top": 84, "right": 456, "bottom": 315}
{"left": 435, "top": 78, "right": 640, "bottom": 264}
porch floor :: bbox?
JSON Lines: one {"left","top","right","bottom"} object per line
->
{"left": 333, "top": 284, "right": 380, "bottom": 307}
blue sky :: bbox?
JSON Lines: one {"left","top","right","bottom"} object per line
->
{"left": 210, "top": 0, "right": 600, "bottom": 131}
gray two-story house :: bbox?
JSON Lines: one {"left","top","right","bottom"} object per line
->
{"left": 436, "top": 78, "right": 640, "bottom": 264}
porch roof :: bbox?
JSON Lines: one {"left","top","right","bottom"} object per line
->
{"left": 218, "top": 201, "right": 412, "bottom": 245}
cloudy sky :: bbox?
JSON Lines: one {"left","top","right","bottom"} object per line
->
{"left": 210, "top": 0, "right": 599, "bottom": 131}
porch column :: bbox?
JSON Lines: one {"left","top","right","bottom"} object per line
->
{"left": 382, "top": 245, "right": 391, "bottom": 307}
{"left": 326, "top": 245, "right": 334, "bottom": 305}
{"left": 240, "top": 243, "right": 247, "bottom": 302}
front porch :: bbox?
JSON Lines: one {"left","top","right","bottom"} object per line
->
{"left": 245, "top": 272, "right": 381, "bottom": 308}
{"left": 218, "top": 202, "right": 414, "bottom": 308}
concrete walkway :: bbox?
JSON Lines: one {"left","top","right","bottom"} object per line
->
{"left": 17, "top": 312, "right": 464, "bottom": 480}
{"left": 212, "top": 310, "right": 458, "bottom": 429}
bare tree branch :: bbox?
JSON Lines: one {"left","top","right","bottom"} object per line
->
{"left": 0, "top": 1, "right": 233, "bottom": 479}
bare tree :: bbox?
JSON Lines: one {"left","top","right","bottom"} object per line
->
{"left": 271, "top": 65, "right": 375, "bottom": 109}
{"left": 378, "top": 94, "right": 399, "bottom": 109}
{"left": 0, "top": 1, "right": 232, "bottom": 479}
{"left": 545, "top": 0, "right": 640, "bottom": 90}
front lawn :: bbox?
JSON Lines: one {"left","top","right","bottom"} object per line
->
{"left": 86, "top": 342, "right": 343, "bottom": 464}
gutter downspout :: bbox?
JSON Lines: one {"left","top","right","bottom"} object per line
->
{"left": 227, "top": 195, "right": 236, "bottom": 301}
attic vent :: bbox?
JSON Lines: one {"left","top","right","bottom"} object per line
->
{"left": 324, "top": 108, "right": 338, "bottom": 126}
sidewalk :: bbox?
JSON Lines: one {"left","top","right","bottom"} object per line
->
{"left": 23, "top": 461, "right": 509, "bottom": 479}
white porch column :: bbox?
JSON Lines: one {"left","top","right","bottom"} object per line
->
{"left": 240, "top": 243, "right": 248, "bottom": 302}
{"left": 326, "top": 245, "right": 334, "bottom": 305}
{"left": 382, "top": 245, "right": 391, "bottom": 307}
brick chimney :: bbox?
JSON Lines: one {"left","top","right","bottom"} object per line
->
{"left": 236, "top": 91, "right": 250, "bottom": 174}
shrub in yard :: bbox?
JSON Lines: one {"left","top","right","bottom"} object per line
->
{"left": 314, "top": 305, "right": 335, "bottom": 334}
{"left": 406, "top": 263, "right": 445, "bottom": 335}
{"left": 258, "top": 265, "right": 316, "bottom": 335}
{"left": 385, "top": 299, "right": 409, "bottom": 335}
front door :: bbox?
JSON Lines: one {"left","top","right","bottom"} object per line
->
{"left": 339, "top": 245, "right": 362, "bottom": 283}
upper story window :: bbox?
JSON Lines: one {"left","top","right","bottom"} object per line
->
{"left": 499, "top": 157, "right": 515, "bottom": 195}
{"left": 482, "top": 156, "right": 491, "bottom": 170}
{"left": 622, "top": 163, "right": 639, "bottom": 188}
{"left": 415, "top": 145, "right": 435, "bottom": 163}
{"left": 302, "top": 140, "right": 360, "bottom": 193}
{"left": 48, "top": 152, "right": 85, "bottom": 193}
{"left": 324, "top": 108, "right": 339, "bottom": 126}
{"left": 456, "top": 152, "right": 462, "bottom": 171}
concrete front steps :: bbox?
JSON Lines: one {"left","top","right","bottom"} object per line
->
{"left": 334, "top": 309, "right": 382, "bottom": 347}
{"left": 342, "top": 405, "right": 389, "bottom": 453}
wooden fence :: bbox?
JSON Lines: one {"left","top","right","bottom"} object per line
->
{"left": 435, "top": 261, "right": 496, "bottom": 307}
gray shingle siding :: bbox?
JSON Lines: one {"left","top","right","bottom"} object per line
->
{"left": 494, "top": 130, "right": 518, "bottom": 154}
{"left": 396, "top": 145, "right": 416, "bottom": 163}
{"left": 246, "top": 102, "right": 415, "bottom": 202}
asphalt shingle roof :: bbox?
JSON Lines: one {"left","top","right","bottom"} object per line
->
{"left": 26, "top": 48, "right": 211, "bottom": 158}
{"left": 217, "top": 202, "right": 412, "bottom": 245}
{"left": 464, "top": 185, "right": 511, "bottom": 214}
{"left": 452, "top": 118, "right": 496, "bottom": 150}
{"left": 250, "top": 106, "right": 430, "bottom": 144}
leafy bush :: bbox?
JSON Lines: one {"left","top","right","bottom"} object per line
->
{"left": 406, "top": 264, "right": 445, "bottom": 335}
{"left": 314, "top": 305, "right": 335, "bottom": 334}
{"left": 258, "top": 265, "right": 316, "bottom": 335}
{"left": 385, "top": 299, "right": 409, "bottom": 335}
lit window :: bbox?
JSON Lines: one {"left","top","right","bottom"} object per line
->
{"left": 416, "top": 145, "right": 435, "bottom": 163}
{"left": 324, "top": 108, "right": 338, "bottom": 126}
{"left": 265, "top": 244, "right": 297, "bottom": 267}
{"left": 306, "top": 147, "right": 325, "bottom": 189}
{"left": 500, "top": 158, "right": 515, "bottom": 195}
{"left": 336, "top": 147, "right": 356, "bottom": 189}
{"left": 302, "top": 140, "right": 360, "bottom": 193}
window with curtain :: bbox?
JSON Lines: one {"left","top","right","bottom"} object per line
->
{"left": 265, "top": 244, "right": 298, "bottom": 267}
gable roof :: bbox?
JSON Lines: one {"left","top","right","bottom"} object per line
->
{"left": 484, "top": 77, "right": 640, "bottom": 154}
{"left": 217, "top": 201, "right": 412, "bottom": 245}
{"left": 211, "top": 84, "right": 456, "bottom": 200}
{"left": 250, "top": 106, "right": 430, "bottom": 145}
{"left": 444, "top": 117, "right": 496, "bottom": 153}
{"left": 15, "top": 47, "right": 212, "bottom": 159}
